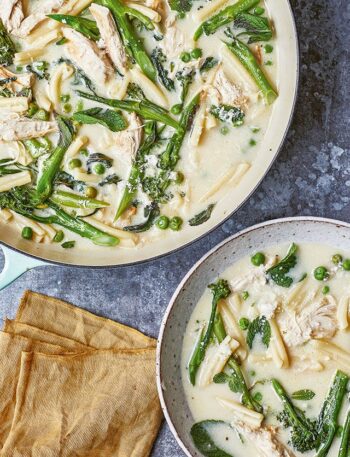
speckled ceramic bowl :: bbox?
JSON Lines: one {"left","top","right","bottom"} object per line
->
{"left": 156, "top": 217, "right": 350, "bottom": 456}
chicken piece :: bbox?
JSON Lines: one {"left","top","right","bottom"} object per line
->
{"left": 0, "top": 119, "right": 57, "bottom": 141}
{"left": 90, "top": 3, "right": 128, "bottom": 75}
{"left": 234, "top": 422, "right": 296, "bottom": 457}
{"left": 230, "top": 265, "right": 267, "bottom": 292}
{"left": 63, "top": 28, "right": 114, "bottom": 87}
{"left": 279, "top": 294, "right": 338, "bottom": 347}
{"left": 160, "top": 15, "right": 186, "bottom": 60}
{"left": 14, "top": 0, "right": 67, "bottom": 37}
{"left": 114, "top": 113, "right": 142, "bottom": 159}
{"left": 0, "top": 0, "right": 24, "bottom": 33}
{"left": 0, "top": 66, "right": 33, "bottom": 96}
{"left": 209, "top": 66, "right": 249, "bottom": 110}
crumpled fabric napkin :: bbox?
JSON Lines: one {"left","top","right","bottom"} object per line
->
{"left": 0, "top": 291, "right": 162, "bottom": 457}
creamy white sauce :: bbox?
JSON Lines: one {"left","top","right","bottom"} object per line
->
{"left": 182, "top": 243, "right": 350, "bottom": 457}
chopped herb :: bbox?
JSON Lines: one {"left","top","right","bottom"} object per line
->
{"left": 73, "top": 108, "right": 127, "bottom": 132}
{"left": 62, "top": 241, "right": 75, "bottom": 249}
{"left": 98, "top": 174, "right": 121, "bottom": 186}
{"left": 292, "top": 390, "right": 316, "bottom": 401}
{"left": 233, "top": 12, "right": 273, "bottom": 44}
{"left": 189, "top": 204, "right": 215, "bottom": 226}
{"left": 267, "top": 243, "right": 298, "bottom": 287}
{"left": 210, "top": 104, "right": 245, "bottom": 126}
{"left": 239, "top": 317, "right": 250, "bottom": 330}
{"left": 322, "top": 285, "right": 330, "bottom": 295}
{"left": 199, "top": 56, "right": 219, "bottom": 73}
{"left": 53, "top": 230, "right": 64, "bottom": 243}
{"left": 242, "top": 291, "right": 249, "bottom": 300}
{"left": 265, "top": 43, "right": 273, "bottom": 53}
{"left": 191, "top": 421, "right": 234, "bottom": 457}
{"left": 124, "top": 202, "right": 160, "bottom": 232}
{"left": 246, "top": 316, "right": 271, "bottom": 348}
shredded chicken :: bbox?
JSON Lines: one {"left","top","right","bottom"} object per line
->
{"left": 0, "top": 119, "right": 57, "bottom": 141}
{"left": 209, "top": 66, "right": 249, "bottom": 110}
{"left": 14, "top": 0, "right": 67, "bottom": 37}
{"left": 160, "top": 15, "right": 186, "bottom": 60}
{"left": 230, "top": 265, "right": 267, "bottom": 292}
{"left": 90, "top": 3, "right": 128, "bottom": 75}
{"left": 0, "top": 66, "right": 33, "bottom": 96}
{"left": 114, "top": 113, "right": 142, "bottom": 159}
{"left": 0, "top": 0, "right": 24, "bottom": 33}
{"left": 234, "top": 421, "right": 296, "bottom": 457}
{"left": 279, "top": 294, "right": 338, "bottom": 347}
{"left": 63, "top": 28, "right": 114, "bottom": 87}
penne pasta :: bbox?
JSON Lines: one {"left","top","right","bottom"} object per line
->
{"left": 0, "top": 171, "right": 31, "bottom": 192}
{"left": 337, "top": 296, "right": 349, "bottom": 330}
{"left": 127, "top": 3, "right": 161, "bottom": 22}
{"left": 11, "top": 212, "right": 46, "bottom": 237}
{"left": 217, "top": 397, "right": 264, "bottom": 428}
{"left": 49, "top": 62, "right": 75, "bottom": 113}
{"left": 269, "top": 318, "right": 289, "bottom": 368}
{"left": 65, "top": 136, "right": 89, "bottom": 159}
{"left": 130, "top": 67, "right": 169, "bottom": 108}
{"left": 14, "top": 48, "right": 45, "bottom": 65}
{"left": 192, "top": 0, "right": 228, "bottom": 22}
{"left": 0, "top": 97, "right": 28, "bottom": 113}
{"left": 83, "top": 216, "right": 139, "bottom": 242}
{"left": 0, "top": 209, "right": 13, "bottom": 222}
{"left": 218, "top": 300, "right": 247, "bottom": 360}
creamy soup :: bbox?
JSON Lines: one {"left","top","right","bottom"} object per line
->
{"left": 0, "top": 0, "right": 278, "bottom": 252}
{"left": 182, "top": 243, "right": 350, "bottom": 457}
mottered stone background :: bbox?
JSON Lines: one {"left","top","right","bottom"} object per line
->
{"left": 0, "top": 0, "right": 349, "bottom": 455}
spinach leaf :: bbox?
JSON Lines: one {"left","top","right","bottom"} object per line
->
{"left": 151, "top": 48, "right": 175, "bottom": 91}
{"left": 55, "top": 171, "right": 86, "bottom": 192}
{"left": 48, "top": 14, "right": 100, "bottom": 41}
{"left": 73, "top": 108, "right": 127, "bottom": 132}
{"left": 267, "top": 243, "right": 298, "bottom": 287}
{"left": 99, "top": 174, "right": 121, "bottom": 186}
{"left": 168, "top": 0, "right": 192, "bottom": 13}
{"left": 200, "top": 57, "right": 219, "bottom": 73}
{"left": 191, "top": 421, "right": 234, "bottom": 457}
{"left": 0, "top": 19, "right": 15, "bottom": 66}
{"left": 123, "top": 202, "right": 160, "bottom": 232}
{"left": 210, "top": 105, "right": 245, "bottom": 126}
{"left": 292, "top": 390, "right": 316, "bottom": 401}
{"left": 234, "top": 12, "right": 272, "bottom": 44}
{"left": 246, "top": 316, "right": 271, "bottom": 349}
{"left": 189, "top": 204, "right": 215, "bottom": 226}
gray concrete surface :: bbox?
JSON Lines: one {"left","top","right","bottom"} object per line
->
{"left": 1, "top": 0, "right": 349, "bottom": 454}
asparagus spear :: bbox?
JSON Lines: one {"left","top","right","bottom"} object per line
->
{"left": 76, "top": 90, "right": 180, "bottom": 130}
{"left": 47, "top": 14, "right": 101, "bottom": 41}
{"left": 338, "top": 408, "right": 350, "bottom": 457}
{"left": 194, "top": 0, "right": 259, "bottom": 41}
{"left": 36, "top": 117, "right": 74, "bottom": 203}
{"left": 225, "top": 38, "right": 277, "bottom": 104}
{"left": 51, "top": 190, "right": 109, "bottom": 209}
{"left": 98, "top": 0, "right": 157, "bottom": 81}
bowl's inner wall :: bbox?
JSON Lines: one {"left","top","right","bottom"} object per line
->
{"left": 159, "top": 219, "right": 350, "bottom": 456}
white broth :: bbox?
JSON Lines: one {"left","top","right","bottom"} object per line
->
{"left": 182, "top": 243, "right": 350, "bottom": 457}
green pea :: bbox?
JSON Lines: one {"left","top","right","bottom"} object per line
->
{"left": 68, "top": 158, "right": 82, "bottom": 170}
{"left": 332, "top": 254, "right": 343, "bottom": 265}
{"left": 40, "top": 137, "right": 52, "bottom": 150}
{"left": 190, "top": 48, "right": 203, "bottom": 59}
{"left": 53, "top": 230, "right": 64, "bottom": 243}
{"left": 171, "top": 104, "right": 182, "bottom": 115}
{"left": 254, "top": 392, "right": 263, "bottom": 402}
{"left": 343, "top": 259, "right": 350, "bottom": 271}
{"left": 253, "top": 6, "right": 265, "bottom": 14}
{"left": 265, "top": 44, "right": 274, "bottom": 54}
{"left": 169, "top": 216, "right": 183, "bottom": 231}
{"left": 156, "top": 215, "right": 170, "bottom": 230}
{"left": 76, "top": 100, "right": 84, "bottom": 111}
{"left": 251, "top": 252, "right": 265, "bottom": 266}
{"left": 242, "top": 291, "right": 249, "bottom": 300}
{"left": 239, "top": 317, "right": 250, "bottom": 330}
{"left": 250, "top": 126, "right": 261, "bottom": 133}
{"left": 21, "top": 227, "right": 33, "bottom": 240}
{"left": 27, "top": 102, "right": 39, "bottom": 117}
{"left": 314, "top": 266, "right": 329, "bottom": 281}
{"left": 174, "top": 171, "right": 185, "bottom": 184}
{"left": 93, "top": 163, "right": 106, "bottom": 175}
{"left": 322, "top": 285, "right": 330, "bottom": 295}
{"left": 60, "top": 94, "right": 70, "bottom": 103}
{"left": 265, "top": 60, "right": 273, "bottom": 66}
{"left": 34, "top": 109, "right": 49, "bottom": 121}
{"left": 85, "top": 186, "right": 97, "bottom": 198}
{"left": 249, "top": 139, "right": 257, "bottom": 146}
{"left": 62, "top": 241, "right": 75, "bottom": 249}
{"left": 16, "top": 66, "right": 23, "bottom": 72}
{"left": 80, "top": 148, "right": 89, "bottom": 157}
{"left": 180, "top": 52, "right": 191, "bottom": 63}
{"left": 63, "top": 103, "right": 72, "bottom": 113}
{"left": 177, "top": 11, "right": 186, "bottom": 19}
{"left": 220, "top": 126, "right": 229, "bottom": 135}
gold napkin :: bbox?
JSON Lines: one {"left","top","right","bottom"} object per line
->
{"left": 0, "top": 291, "right": 162, "bottom": 457}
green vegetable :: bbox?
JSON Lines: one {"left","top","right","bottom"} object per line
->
{"left": 253, "top": 6, "right": 265, "bottom": 15}
{"left": 190, "top": 421, "right": 233, "bottom": 457}
{"left": 191, "top": 48, "right": 202, "bottom": 59}
{"left": 242, "top": 290, "right": 249, "bottom": 300}
{"left": 69, "top": 158, "right": 82, "bottom": 170}
{"left": 267, "top": 243, "right": 298, "bottom": 287}
{"left": 53, "top": 230, "right": 64, "bottom": 243}
{"left": 99, "top": 0, "right": 157, "bottom": 81}
{"left": 76, "top": 90, "right": 180, "bottom": 129}
{"left": 48, "top": 14, "right": 100, "bottom": 41}
{"left": 175, "top": 68, "right": 195, "bottom": 104}
{"left": 27, "top": 102, "right": 39, "bottom": 117}
{"left": 34, "top": 108, "right": 50, "bottom": 121}
{"left": 292, "top": 390, "right": 316, "bottom": 401}
{"left": 316, "top": 370, "right": 349, "bottom": 457}
{"left": 220, "top": 126, "right": 229, "bottom": 135}
{"left": 233, "top": 12, "right": 273, "bottom": 43}
{"left": 123, "top": 202, "right": 160, "bottom": 232}
{"left": 22, "top": 227, "right": 33, "bottom": 240}
{"left": 0, "top": 19, "right": 15, "bottom": 66}
{"left": 249, "top": 138, "right": 257, "bottom": 146}
{"left": 265, "top": 43, "right": 273, "bottom": 53}
{"left": 169, "top": 216, "right": 183, "bottom": 231}
{"left": 26, "top": 61, "right": 49, "bottom": 80}
{"left": 246, "top": 316, "right": 271, "bottom": 349}
{"left": 51, "top": 190, "right": 109, "bottom": 209}
{"left": 36, "top": 117, "right": 74, "bottom": 202}
{"left": 85, "top": 186, "right": 98, "bottom": 198}
{"left": 171, "top": 104, "right": 182, "bottom": 115}
{"left": 188, "top": 279, "right": 231, "bottom": 385}
{"left": 322, "top": 285, "right": 330, "bottom": 295}
{"left": 156, "top": 215, "right": 170, "bottom": 230}
{"left": 338, "top": 408, "right": 350, "bottom": 457}
{"left": 174, "top": 171, "right": 185, "bottom": 184}
{"left": 194, "top": 0, "right": 259, "bottom": 40}
{"left": 151, "top": 48, "right": 175, "bottom": 91}
{"left": 73, "top": 108, "right": 127, "bottom": 132}
{"left": 189, "top": 204, "right": 215, "bottom": 226}
{"left": 239, "top": 317, "right": 250, "bottom": 330}
{"left": 225, "top": 38, "right": 277, "bottom": 104}
{"left": 273, "top": 379, "right": 317, "bottom": 453}
{"left": 251, "top": 252, "right": 265, "bottom": 266}
{"left": 314, "top": 266, "right": 329, "bottom": 281}
{"left": 180, "top": 51, "right": 191, "bottom": 63}
{"left": 62, "top": 240, "right": 75, "bottom": 249}
{"left": 343, "top": 259, "right": 350, "bottom": 271}
{"left": 87, "top": 153, "right": 113, "bottom": 172}
{"left": 332, "top": 254, "right": 343, "bottom": 265}
{"left": 169, "top": 0, "right": 193, "bottom": 13}
{"left": 210, "top": 104, "right": 245, "bottom": 126}
{"left": 23, "top": 137, "right": 52, "bottom": 158}
{"left": 93, "top": 163, "right": 106, "bottom": 175}
{"left": 99, "top": 174, "right": 121, "bottom": 187}
{"left": 63, "top": 103, "right": 72, "bottom": 113}
{"left": 55, "top": 171, "right": 86, "bottom": 192}
{"left": 200, "top": 56, "right": 219, "bottom": 73}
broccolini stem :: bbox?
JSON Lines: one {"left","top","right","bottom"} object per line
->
{"left": 51, "top": 190, "right": 109, "bottom": 209}
{"left": 0, "top": 19, "right": 16, "bottom": 66}
{"left": 194, "top": 0, "right": 259, "bottom": 40}
{"left": 338, "top": 408, "right": 350, "bottom": 457}
{"left": 36, "top": 117, "right": 74, "bottom": 203}
{"left": 76, "top": 90, "right": 180, "bottom": 129}
{"left": 98, "top": 0, "right": 157, "bottom": 81}
{"left": 225, "top": 38, "right": 277, "bottom": 105}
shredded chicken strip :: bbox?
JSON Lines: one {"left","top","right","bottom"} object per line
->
{"left": 0, "top": 119, "right": 57, "bottom": 141}
{"left": 0, "top": 66, "right": 33, "bottom": 95}
{"left": 0, "top": 0, "right": 24, "bottom": 33}
{"left": 209, "top": 66, "right": 249, "bottom": 110}
{"left": 114, "top": 113, "right": 142, "bottom": 160}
